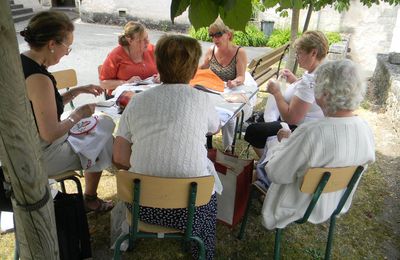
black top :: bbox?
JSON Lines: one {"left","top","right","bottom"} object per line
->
{"left": 20, "top": 54, "right": 64, "bottom": 121}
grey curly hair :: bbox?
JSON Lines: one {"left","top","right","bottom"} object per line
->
{"left": 314, "top": 59, "right": 366, "bottom": 115}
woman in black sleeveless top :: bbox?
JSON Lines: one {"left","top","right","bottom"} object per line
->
{"left": 20, "top": 11, "right": 113, "bottom": 212}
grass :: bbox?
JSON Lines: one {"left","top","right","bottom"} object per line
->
{"left": 0, "top": 93, "right": 398, "bottom": 259}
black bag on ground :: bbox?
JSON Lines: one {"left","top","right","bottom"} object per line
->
{"left": 54, "top": 192, "right": 92, "bottom": 260}
{"left": 0, "top": 166, "right": 13, "bottom": 212}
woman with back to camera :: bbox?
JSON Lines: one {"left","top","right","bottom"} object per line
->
{"left": 260, "top": 59, "right": 375, "bottom": 229}
{"left": 200, "top": 17, "right": 250, "bottom": 152}
{"left": 113, "top": 34, "right": 221, "bottom": 259}
{"left": 100, "top": 21, "right": 159, "bottom": 97}
{"left": 20, "top": 11, "right": 114, "bottom": 212}
{"left": 244, "top": 31, "right": 328, "bottom": 158}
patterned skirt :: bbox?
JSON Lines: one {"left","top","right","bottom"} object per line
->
{"left": 128, "top": 193, "right": 217, "bottom": 259}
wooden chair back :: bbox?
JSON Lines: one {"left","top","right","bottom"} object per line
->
{"left": 116, "top": 171, "right": 214, "bottom": 208}
{"left": 247, "top": 43, "right": 290, "bottom": 87}
{"left": 52, "top": 69, "right": 78, "bottom": 90}
{"left": 300, "top": 166, "right": 360, "bottom": 194}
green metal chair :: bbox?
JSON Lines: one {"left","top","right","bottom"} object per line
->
{"left": 113, "top": 170, "right": 214, "bottom": 260}
{"left": 239, "top": 165, "right": 364, "bottom": 260}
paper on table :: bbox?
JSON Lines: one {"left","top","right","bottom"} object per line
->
{"left": 120, "top": 76, "right": 155, "bottom": 86}
{"left": 113, "top": 82, "right": 157, "bottom": 100}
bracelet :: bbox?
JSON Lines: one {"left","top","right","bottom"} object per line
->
{"left": 69, "top": 90, "right": 76, "bottom": 99}
{"left": 67, "top": 116, "right": 76, "bottom": 124}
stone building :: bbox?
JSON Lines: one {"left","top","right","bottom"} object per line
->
{"left": 16, "top": 0, "right": 399, "bottom": 76}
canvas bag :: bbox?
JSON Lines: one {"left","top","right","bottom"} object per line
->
{"left": 208, "top": 149, "right": 253, "bottom": 227}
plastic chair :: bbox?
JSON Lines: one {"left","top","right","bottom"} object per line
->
{"left": 239, "top": 166, "right": 364, "bottom": 260}
{"left": 113, "top": 170, "right": 214, "bottom": 260}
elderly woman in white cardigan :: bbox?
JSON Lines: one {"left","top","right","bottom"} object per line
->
{"left": 260, "top": 59, "right": 375, "bottom": 229}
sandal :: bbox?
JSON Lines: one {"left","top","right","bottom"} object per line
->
{"left": 84, "top": 193, "right": 114, "bottom": 213}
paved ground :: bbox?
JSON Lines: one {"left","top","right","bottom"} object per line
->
{"left": 15, "top": 16, "right": 269, "bottom": 111}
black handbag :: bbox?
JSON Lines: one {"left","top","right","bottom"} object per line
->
{"left": 0, "top": 166, "right": 12, "bottom": 212}
{"left": 54, "top": 192, "right": 92, "bottom": 260}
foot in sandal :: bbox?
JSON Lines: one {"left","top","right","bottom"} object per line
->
{"left": 84, "top": 193, "right": 114, "bottom": 213}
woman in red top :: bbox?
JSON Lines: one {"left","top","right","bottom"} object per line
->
{"left": 100, "top": 21, "right": 159, "bottom": 96}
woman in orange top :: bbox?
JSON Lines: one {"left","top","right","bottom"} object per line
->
{"left": 100, "top": 21, "right": 159, "bottom": 96}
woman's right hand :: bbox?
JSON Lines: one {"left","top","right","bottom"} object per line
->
{"left": 266, "top": 79, "right": 280, "bottom": 95}
{"left": 127, "top": 76, "right": 142, "bottom": 83}
{"left": 280, "top": 69, "right": 297, "bottom": 84}
{"left": 71, "top": 103, "right": 96, "bottom": 121}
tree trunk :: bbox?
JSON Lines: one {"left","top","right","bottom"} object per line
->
{"left": 285, "top": 8, "right": 300, "bottom": 73}
{"left": 293, "top": 3, "right": 314, "bottom": 73}
{"left": 0, "top": 3, "right": 59, "bottom": 259}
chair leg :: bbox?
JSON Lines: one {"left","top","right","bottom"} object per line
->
{"left": 190, "top": 236, "right": 206, "bottom": 260}
{"left": 238, "top": 186, "right": 256, "bottom": 240}
{"left": 274, "top": 228, "right": 282, "bottom": 260}
{"left": 60, "top": 180, "right": 67, "bottom": 193}
{"left": 113, "top": 233, "right": 130, "bottom": 260}
{"left": 325, "top": 215, "right": 337, "bottom": 260}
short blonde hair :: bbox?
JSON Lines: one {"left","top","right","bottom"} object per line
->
{"left": 155, "top": 35, "right": 201, "bottom": 83}
{"left": 294, "top": 30, "right": 329, "bottom": 60}
{"left": 209, "top": 17, "right": 233, "bottom": 41}
{"left": 118, "top": 21, "right": 145, "bottom": 46}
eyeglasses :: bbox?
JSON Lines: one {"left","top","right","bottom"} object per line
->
{"left": 208, "top": 31, "right": 224, "bottom": 38}
{"left": 60, "top": 42, "right": 72, "bottom": 55}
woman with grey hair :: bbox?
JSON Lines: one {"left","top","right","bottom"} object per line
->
{"left": 260, "top": 59, "right": 375, "bottom": 229}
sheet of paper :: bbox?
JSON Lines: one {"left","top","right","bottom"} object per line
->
{"left": 0, "top": 211, "right": 14, "bottom": 233}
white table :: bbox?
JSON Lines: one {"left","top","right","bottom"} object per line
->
{"left": 96, "top": 73, "right": 259, "bottom": 153}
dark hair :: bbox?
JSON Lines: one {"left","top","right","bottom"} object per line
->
{"left": 155, "top": 35, "right": 201, "bottom": 84}
{"left": 20, "top": 11, "right": 74, "bottom": 50}
{"left": 118, "top": 21, "right": 145, "bottom": 46}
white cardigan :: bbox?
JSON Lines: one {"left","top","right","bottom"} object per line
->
{"left": 262, "top": 116, "right": 375, "bottom": 229}
{"left": 116, "top": 84, "right": 222, "bottom": 193}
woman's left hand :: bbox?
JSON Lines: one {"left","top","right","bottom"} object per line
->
{"left": 277, "top": 128, "right": 291, "bottom": 142}
{"left": 227, "top": 79, "right": 240, "bottom": 88}
{"left": 78, "top": 84, "right": 104, "bottom": 97}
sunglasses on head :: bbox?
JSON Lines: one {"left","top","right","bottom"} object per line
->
{"left": 209, "top": 31, "right": 224, "bottom": 38}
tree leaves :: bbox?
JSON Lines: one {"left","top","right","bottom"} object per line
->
{"left": 219, "top": 0, "right": 252, "bottom": 31}
{"left": 172, "top": 0, "right": 252, "bottom": 31}
{"left": 170, "top": 0, "right": 191, "bottom": 23}
{"left": 188, "top": 0, "right": 219, "bottom": 30}
{"left": 174, "top": 0, "right": 400, "bottom": 33}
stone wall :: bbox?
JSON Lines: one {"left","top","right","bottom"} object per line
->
{"left": 80, "top": 0, "right": 189, "bottom": 32}
{"left": 371, "top": 53, "right": 400, "bottom": 130}
{"left": 259, "top": 2, "right": 400, "bottom": 76}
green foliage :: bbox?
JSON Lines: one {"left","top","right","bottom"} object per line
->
{"left": 189, "top": 24, "right": 268, "bottom": 47}
{"left": 171, "top": 0, "right": 252, "bottom": 31}
{"left": 265, "top": 29, "right": 341, "bottom": 48}
{"left": 325, "top": 31, "right": 342, "bottom": 45}
{"left": 188, "top": 26, "right": 211, "bottom": 41}
{"left": 233, "top": 24, "right": 268, "bottom": 46}
{"left": 267, "top": 28, "right": 291, "bottom": 48}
